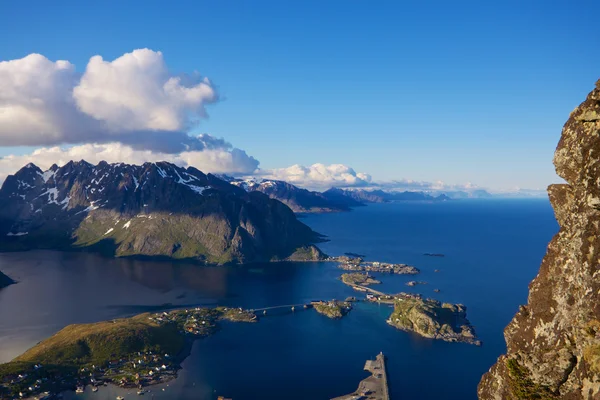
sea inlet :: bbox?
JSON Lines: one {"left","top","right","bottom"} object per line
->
{"left": 0, "top": 199, "right": 557, "bottom": 399}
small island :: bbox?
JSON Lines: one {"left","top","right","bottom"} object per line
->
{"left": 387, "top": 295, "right": 481, "bottom": 346}
{"left": 0, "top": 306, "right": 257, "bottom": 399}
{"left": 341, "top": 272, "right": 381, "bottom": 286}
{"left": 424, "top": 253, "right": 445, "bottom": 257}
{"left": 406, "top": 280, "right": 427, "bottom": 287}
{"left": 337, "top": 258, "right": 420, "bottom": 275}
{"left": 313, "top": 300, "right": 353, "bottom": 319}
{"left": 338, "top": 271, "right": 480, "bottom": 345}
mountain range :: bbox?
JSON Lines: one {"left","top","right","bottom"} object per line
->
{"left": 0, "top": 161, "right": 325, "bottom": 264}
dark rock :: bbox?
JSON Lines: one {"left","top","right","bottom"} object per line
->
{"left": 0, "top": 161, "right": 324, "bottom": 264}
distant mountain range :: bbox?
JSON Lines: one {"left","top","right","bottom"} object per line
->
{"left": 226, "top": 178, "right": 457, "bottom": 212}
{"left": 0, "top": 161, "right": 325, "bottom": 264}
{"left": 227, "top": 178, "right": 351, "bottom": 213}
{"left": 322, "top": 188, "right": 452, "bottom": 204}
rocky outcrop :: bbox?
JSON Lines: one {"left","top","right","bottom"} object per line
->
{"left": 387, "top": 296, "right": 480, "bottom": 345}
{"left": 479, "top": 81, "right": 600, "bottom": 398}
{"left": 0, "top": 161, "right": 325, "bottom": 264}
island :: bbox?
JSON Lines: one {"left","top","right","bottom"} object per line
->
{"left": 339, "top": 272, "right": 480, "bottom": 345}
{"left": 387, "top": 295, "right": 481, "bottom": 345}
{"left": 341, "top": 272, "right": 381, "bottom": 286}
{"left": 337, "top": 258, "right": 420, "bottom": 275}
{"left": 0, "top": 306, "right": 257, "bottom": 399}
{"left": 424, "top": 253, "right": 445, "bottom": 257}
{"left": 332, "top": 352, "right": 389, "bottom": 400}
{"left": 406, "top": 280, "right": 427, "bottom": 287}
{"left": 312, "top": 300, "right": 353, "bottom": 319}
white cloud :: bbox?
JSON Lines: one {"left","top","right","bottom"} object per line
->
{"left": 0, "top": 139, "right": 259, "bottom": 184}
{"left": 260, "top": 163, "right": 372, "bottom": 189}
{"left": 0, "top": 49, "right": 218, "bottom": 151}
{"left": 73, "top": 49, "right": 217, "bottom": 132}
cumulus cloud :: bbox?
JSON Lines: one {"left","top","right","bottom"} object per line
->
{"left": 0, "top": 138, "right": 259, "bottom": 184}
{"left": 260, "top": 163, "right": 372, "bottom": 189}
{"left": 0, "top": 49, "right": 218, "bottom": 152}
{"left": 73, "top": 49, "right": 217, "bottom": 132}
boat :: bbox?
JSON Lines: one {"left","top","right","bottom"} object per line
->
{"left": 116, "top": 396, "right": 125, "bottom": 400}
{"left": 76, "top": 386, "right": 85, "bottom": 394}
{"left": 92, "top": 386, "right": 98, "bottom": 392}
{"left": 137, "top": 390, "right": 145, "bottom": 395}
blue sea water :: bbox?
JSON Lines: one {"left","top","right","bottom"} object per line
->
{"left": 0, "top": 199, "right": 558, "bottom": 399}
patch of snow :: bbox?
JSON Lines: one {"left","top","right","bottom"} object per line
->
{"left": 104, "top": 228, "right": 114, "bottom": 236}
{"left": 75, "top": 200, "right": 101, "bottom": 215}
{"left": 40, "top": 169, "right": 56, "bottom": 183}
{"left": 123, "top": 220, "right": 132, "bottom": 229}
{"left": 155, "top": 163, "right": 168, "bottom": 178}
{"left": 60, "top": 195, "right": 70, "bottom": 210}
{"left": 7, "top": 232, "right": 28, "bottom": 236}
{"left": 182, "top": 183, "right": 208, "bottom": 195}
{"left": 133, "top": 176, "right": 139, "bottom": 191}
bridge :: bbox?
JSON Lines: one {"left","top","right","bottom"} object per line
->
{"left": 249, "top": 303, "right": 313, "bottom": 314}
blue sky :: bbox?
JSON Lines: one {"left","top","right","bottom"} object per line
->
{"left": 0, "top": 0, "right": 599, "bottom": 190}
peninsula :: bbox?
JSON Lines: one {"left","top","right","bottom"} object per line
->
{"left": 332, "top": 352, "right": 389, "bottom": 400}
{"left": 0, "top": 306, "right": 257, "bottom": 399}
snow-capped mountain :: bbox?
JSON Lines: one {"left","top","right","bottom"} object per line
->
{"left": 0, "top": 161, "right": 324, "bottom": 264}
{"left": 227, "top": 177, "right": 352, "bottom": 213}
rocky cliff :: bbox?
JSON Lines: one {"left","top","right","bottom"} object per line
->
{"left": 0, "top": 161, "right": 325, "bottom": 264}
{"left": 479, "top": 81, "right": 600, "bottom": 398}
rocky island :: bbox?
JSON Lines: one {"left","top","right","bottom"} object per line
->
{"left": 341, "top": 272, "right": 382, "bottom": 286}
{"left": 387, "top": 295, "right": 480, "bottom": 346}
{"left": 338, "top": 270, "right": 480, "bottom": 345}
{"left": 312, "top": 300, "right": 353, "bottom": 319}
{"left": 337, "top": 257, "right": 420, "bottom": 275}
{"left": 0, "top": 161, "right": 325, "bottom": 264}
{"left": 0, "top": 306, "right": 257, "bottom": 399}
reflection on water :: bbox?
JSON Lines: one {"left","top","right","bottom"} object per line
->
{"left": 0, "top": 200, "right": 558, "bottom": 399}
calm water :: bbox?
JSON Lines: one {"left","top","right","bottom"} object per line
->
{"left": 0, "top": 199, "right": 558, "bottom": 399}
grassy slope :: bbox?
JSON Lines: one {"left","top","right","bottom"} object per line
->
{"left": 13, "top": 314, "right": 184, "bottom": 367}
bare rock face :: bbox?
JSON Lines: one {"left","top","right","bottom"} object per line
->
{"left": 479, "top": 80, "right": 600, "bottom": 398}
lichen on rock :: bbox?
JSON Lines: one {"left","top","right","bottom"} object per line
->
{"left": 479, "top": 80, "right": 600, "bottom": 399}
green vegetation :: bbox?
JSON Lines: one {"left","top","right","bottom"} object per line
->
{"left": 341, "top": 272, "right": 381, "bottom": 286}
{"left": 313, "top": 300, "right": 352, "bottom": 319}
{"left": 0, "top": 306, "right": 257, "bottom": 398}
{"left": 282, "top": 245, "right": 326, "bottom": 261}
{"left": 387, "top": 296, "right": 480, "bottom": 345}
{"left": 15, "top": 314, "right": 184, "bottom": 366}
{"left": 506, "top": 358, "right": 557, "bottom": 399}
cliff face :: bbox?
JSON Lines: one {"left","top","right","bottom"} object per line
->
{"left": 0, "top": 161, "right": 324, "bottom": 264}
{"left": 479, "top": 81, "right": 600, "bottom": 398}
